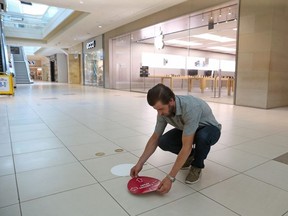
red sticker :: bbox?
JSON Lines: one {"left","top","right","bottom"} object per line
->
{"left": 127, "top": 176, "right": 161, "bottom": 194}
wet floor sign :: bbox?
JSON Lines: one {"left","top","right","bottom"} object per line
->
{"left": 0, "top": 74, "right": 14, "bottom": 95}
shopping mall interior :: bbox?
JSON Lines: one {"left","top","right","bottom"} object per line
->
{"left": 1, "top": 0, "right": 288, "bottom": 216}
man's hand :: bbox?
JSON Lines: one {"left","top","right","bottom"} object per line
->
{"left": 157, "top": 177, "right": 172, "bottom": 194}
{"left": 130, "top": 164, "right": 143, "bottom": 178}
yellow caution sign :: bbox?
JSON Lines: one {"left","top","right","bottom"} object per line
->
{"left": 0, "top": 74, "right": 14, "bottom": 95}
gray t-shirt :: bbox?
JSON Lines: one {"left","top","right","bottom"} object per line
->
{"left": 154, "top": 95, "right": 221, "bottom": 136}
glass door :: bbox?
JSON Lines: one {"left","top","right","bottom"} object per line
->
{"left": 111, "top": 34, "right": 131, "bottom": 90}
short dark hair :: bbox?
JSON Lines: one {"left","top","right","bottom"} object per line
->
{"left": 147, "top": 83, "right": 175, "bottom": 106}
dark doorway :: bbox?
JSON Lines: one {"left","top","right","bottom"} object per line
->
{"left": 50, "top": 61, "right": 55, "bottom": 82}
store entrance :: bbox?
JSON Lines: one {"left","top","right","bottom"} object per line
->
{"left": 50, "top": 61, "right": 55, "bottom": 82}
{"left": 110, "top": 3, "right": 238, "bottom": 104}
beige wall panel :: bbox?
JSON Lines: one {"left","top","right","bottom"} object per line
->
{"left": 252, "top": 52, "right": 270, "bottom": 72}
{"left": 236, "top": 89, "right": 267, "bottom": 108}
{"left": 237, "top": 70, "right": 268, "bottom": 90}
{"left": 237, "top": 53, "right": 253, "bottom": 71}
{"left": 238, "top": 33, "right": 271, "bottom": 53}
{"left": 253, "top": 32, "right": 272, "bottom": 52}
{"left": 237, "top": 15, "right": 255, "bottom": 33}
{"left": 236, "top": 0, "right": 288, "bottom": 108}
{"left": 68, "top": 54, "right": 81, "bottom": 84}
{"left": 239, "top": 0, "right": 273, "bottom": 16}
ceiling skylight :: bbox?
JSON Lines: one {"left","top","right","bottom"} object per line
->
{"left": 3, "top": 0, "right": 73, "bottom": 39}
{"left": 21, "top": 3, "right": 48, "bottom": 16}
{"left": 7, "top": 0, "right": 48, "bottom": 16}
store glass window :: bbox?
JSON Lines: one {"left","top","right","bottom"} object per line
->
{"left": 109, "top": 3, "right": 238, "bottom": 104}
{"left": 83, "top": 37, "right": 103, "bottom": 86}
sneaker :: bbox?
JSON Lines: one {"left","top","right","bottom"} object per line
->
{"left": 181, "top": 155, "right": 194, "bottom": 170}
{"left": 185, "top": 166, "right": 202, "bottom": 184}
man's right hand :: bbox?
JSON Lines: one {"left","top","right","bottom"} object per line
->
{"left": 130, "top": 164, "right": 143, "bottom": 178}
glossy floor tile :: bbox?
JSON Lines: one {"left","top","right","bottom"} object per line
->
{"left": 138, "top": 193, "right": 239, "bottom": 216}
{"left": 101, "top": 168, "right": 195, "bottom": 215}
{"left": 21, "top": 184, "right": 129, "bottom": 216}
{"left": 1, "top": 82, "right": 288, "bottom": 216}
{"left": 0, "top": 175, "right": 18, "bottom": 208}
{"left": 201, "top": 174, "right": 288, "bottom": 216}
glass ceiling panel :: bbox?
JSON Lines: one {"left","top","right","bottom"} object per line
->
{"left": 1, "top": 0, "right": 72, "bottom": 34}
{"left": 7, "top": 0, "right": 50, "bottom": 16}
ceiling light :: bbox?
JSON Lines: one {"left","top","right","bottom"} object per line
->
{"left": 192, "top": 33, "right": 235, "bottom": 42}
{"left": 165, "top": 39, "right": 202, "bottom": 46}
{"left": 208, "top": 46, "right": 236, "bottom": 52}
{"left": 80, "top": 0, "right": 84, "bottom": 4}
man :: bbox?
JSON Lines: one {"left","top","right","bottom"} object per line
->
{"left": 130, "top": 83, "right": 221, "bottom": 194}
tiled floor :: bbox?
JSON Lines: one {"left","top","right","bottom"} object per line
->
{"left": 1, "top": 82, "right": 288, "bottom": 216}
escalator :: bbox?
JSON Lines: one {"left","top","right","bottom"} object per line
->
{"left": 0, "top": 14, "right": 8, "bottom": 74}
{"left": 0, "top": 6, "right": 32, "bottom": 84}
{"left": 0, "top": 0, "right": 8, "bottom": 75}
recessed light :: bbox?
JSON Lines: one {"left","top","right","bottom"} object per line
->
{"left": 98, "top": 25, "right": 102, "bottom": 28}
{"left": 79, "top": 0, "right": 84, "bottom": 4}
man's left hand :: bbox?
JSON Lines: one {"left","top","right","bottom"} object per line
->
{"left": 157, "top": 177, "right": 172, "bottom": 194}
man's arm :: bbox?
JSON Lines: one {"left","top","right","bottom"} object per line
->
{"left": 157, "top": 134, "right": 194, "bottom": 194}
{"left": 168, "top": 134, "right": 194, "bottom": 177}
{"left": 130, "top": 132, "right": 160, "bottom": 177}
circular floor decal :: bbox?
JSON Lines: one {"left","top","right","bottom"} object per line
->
{"left": 95, "top": 152, "right": 105, "bottom": 156}
{"left": 111, "top": 163, "right": 135, "bottom": 176}
{"left": 114, "top": 148, "right": 124, "bottom": 152}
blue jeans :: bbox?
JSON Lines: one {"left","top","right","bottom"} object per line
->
{"left": 158, "top": 125, "right": 221, "bottom": 168}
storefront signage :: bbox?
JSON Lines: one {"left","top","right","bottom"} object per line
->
{"left": 86, "top": 40, "right": 96, "bottom": 49}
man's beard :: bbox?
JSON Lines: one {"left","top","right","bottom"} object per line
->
{"left": 166, "top": 104, "right": 175, "bottom": 117}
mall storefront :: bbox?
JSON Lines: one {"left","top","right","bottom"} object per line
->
{"left": 83, "top": 35, "right": 104, "bottom": 86}
{"left": 107, "top": 2, "right": 238, "bottom": 104}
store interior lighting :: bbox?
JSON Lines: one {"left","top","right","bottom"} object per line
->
{"left": 208, "top": 46, "right": 236, "bottom": 52}
{"left": 165, "top": 39, "right": 202, "bottom": 47}
{"left": 191, "top": 33, "right": 236, "bottom": 42}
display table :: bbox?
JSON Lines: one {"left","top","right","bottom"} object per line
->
{"left": 146, "top": 75, "right": 234, "bottom": 96}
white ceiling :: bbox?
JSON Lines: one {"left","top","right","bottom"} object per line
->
{"left": 4, "top": 0, "right": 186, "bottom": 53}
{"left": 4, "top": 0, "right": 238, "bottom": 57}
